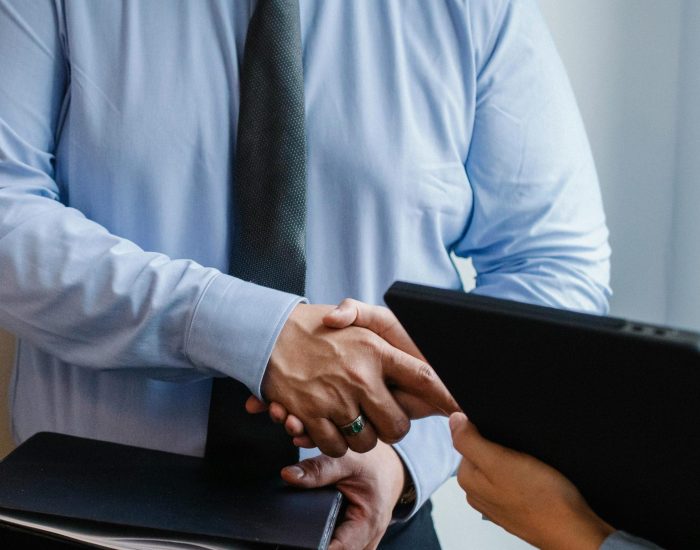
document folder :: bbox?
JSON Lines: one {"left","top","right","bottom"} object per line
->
{"left": 0, "top": 432, "right": 342, "bottom": 549}
{"left": 386, "top": 281, "right": 700, "bottom": 550}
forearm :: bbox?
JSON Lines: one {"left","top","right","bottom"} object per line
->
{"left": 0, "top": 192, "right": 302, "bottom": 391}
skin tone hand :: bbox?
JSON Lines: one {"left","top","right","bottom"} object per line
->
{"left": 250, "top": 299, "right": 459, "bottom": 449}
{"left": 449, "top": 412, "right": 615, "bottom": 550}
{"left": 281, "top": 440, "right": 406, "bottom": 550}
{"left": 261, "top": 300, "right": 459, "bottom": 457}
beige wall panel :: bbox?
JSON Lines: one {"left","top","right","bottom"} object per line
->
{"left": 0, "top": 330, "right": 16, "bottom": 458}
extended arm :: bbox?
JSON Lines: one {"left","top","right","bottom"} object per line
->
{"left": 0, "top": 0, "right": 303, "bottom": 392}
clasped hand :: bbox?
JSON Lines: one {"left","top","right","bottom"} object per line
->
{"left": 256, "top": 298, "right": 459, "bottom": 457}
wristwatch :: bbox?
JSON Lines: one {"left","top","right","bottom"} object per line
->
{"left": 398, "top": 477, "right": 417, "bottom": 506}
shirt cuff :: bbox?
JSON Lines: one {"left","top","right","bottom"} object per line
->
{"left": 184, "top": 272, "right": 305, "bottom": 400}
{"left": 391, "top": 416, "right": 461, "bottom": 521}
{"left": 600, "top": 531, "right": 662, "bottom": 550}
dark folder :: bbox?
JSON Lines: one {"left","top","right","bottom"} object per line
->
{"left": 0, "top": 432, "right": 342, "bottom": 549}
{"left": 385, "top": 281, "right": 700, "bottom": 550}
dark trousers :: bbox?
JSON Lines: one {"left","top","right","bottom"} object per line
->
{"left": 378, "top": 501, "right": 441, "bottom": 550}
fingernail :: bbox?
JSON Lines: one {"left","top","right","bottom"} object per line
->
{"left": 284, "top": 466, "right": 305, "bottom": 479}
{"left": 449, "top": 414, "right": 458, "bottom": 431}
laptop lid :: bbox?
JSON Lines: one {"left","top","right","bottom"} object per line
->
{"left": 385, "top": 281, "right": 700, "bottom": 549}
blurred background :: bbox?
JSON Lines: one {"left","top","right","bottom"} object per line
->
{"left": 0, "top": 0, "right": 698, "bottom": 548}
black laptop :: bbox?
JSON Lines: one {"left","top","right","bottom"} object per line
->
{"left": 0, "top": 432, "right": 341, "bottom": 549}
{"left": 385, "top": 281, "right": 700, "bottom": 550}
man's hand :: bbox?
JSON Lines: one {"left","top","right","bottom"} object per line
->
{"left": 449, "top": 413, "right": 615, "bottom": 550}
{"left": 253, "top": 299, "right": 459, "bottom": 453}
{"left": 262, "top": 301, "right": 459, "bottom": 457}
{"left": 281, "top": 441, "right": 406, "bottom": 550}
{"left": 323, "top": 299, "right": 444, "bottom": 419}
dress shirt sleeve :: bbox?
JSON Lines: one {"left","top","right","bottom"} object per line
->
{"left": 600, "top": 532, "right": 663, "bottom": 550}
{"left": 391, "top": 0, "right": 611, "bottom": 520}
{"left": 0, "top": 0, "right": 299, "bottom": 398}
{"left": 457, "top": 0, "right": 612, "bottom": 314}
{"left": 392, "top": 416, "right": 462, "bottom": 520}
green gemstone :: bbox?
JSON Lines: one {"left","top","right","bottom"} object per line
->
{"left": 349, "top": 418, "right": 364, "bottom": 435}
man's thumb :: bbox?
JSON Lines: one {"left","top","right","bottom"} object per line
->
{"left": 281, "top": 455, "right": 349, "bottom": 488}
{"left": 322, "top": 299, "right": 359, "bottom": 329}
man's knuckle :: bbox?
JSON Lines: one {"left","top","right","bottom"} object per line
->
{"left": 394, "top": 415, "right": 410, "bottom": 438}
{"left": 382, "top": 416, "right": 410, "bottom": 443}
{"left": 319, "top": 435, "right": 348, "bottom": 458}
{"left": 352, "top": 436, "right": 377, "bottom": 454}
{"left": 355, "top": 328, "right": 379, "bottom": 351}
{"left": 309, "top": 459, "right": 326, "bottom": 479}
{"left": 345, "top": 363, "right": 370, "bottom": 389}
{"left": 324, "top": 337, "right": 345, "bottom": 363}
{"left": 327, "top": 445, "right": 348, "bottom": 459}
{"left": 416, "top": 363, "right": 435, "bottom": 385}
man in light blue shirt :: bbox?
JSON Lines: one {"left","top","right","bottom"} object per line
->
{"left": 0, "top": 0, "right": 610, "bottom": 547}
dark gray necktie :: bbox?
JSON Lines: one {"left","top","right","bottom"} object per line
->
{"left": 206, "top": 0, "right": 306, "bottom": 475}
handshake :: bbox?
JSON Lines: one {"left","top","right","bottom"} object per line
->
{"left": 246, "top": 298, "right": 461, "bottom": 457}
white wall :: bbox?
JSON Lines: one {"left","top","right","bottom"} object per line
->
{"left": 668, "top": 1, "right": 700, "bottom": 331}
{"left": 433, "top": 1, "right": 691, "bottom": 548}
{"left": 541, "top": 0, "right": 684, "bottom": 324}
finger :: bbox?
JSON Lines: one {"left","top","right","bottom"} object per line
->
{"left": 293, "top": 435, "right": 315, "bottom": 448}
{"left": 324, "top": 299, "right": 426, "bottom": 362}
{"left": 381, "top": 344, "right": 460, "bottom": 415}
{"left": 284, "top": 414, "right": 306, "bottom": 437}
{"left": 329, "top": 516, "right": 375, "bottom": 550}
{"left": 449, "top": 412, "right": 506, "bottom": 472}
{"left": 303, "top": 418, "right": 349, "bottom": 458}
{"left": 322, "top": 298, "right": 360, "bottom": 329}
{"left": 345, "top": 420, "right": 378, "bottom": 454}
{"left": 392, "top": 388, "right": 443, "bottom": 419}
{"left": 281, "top": 453, "right": 352, "bottom": 489}
{"left": 268, "top": 402, "right": 288, "bottom": 424}
{"left": 244, "top": 395, "right": 269, "bottom": 414}
{"left": 330, "top": 411, "right": 378, "bottom": 454}
{"left": 449, "top": 412, "right": 471, "bottom": 455}
{"left": 359, "top": 386, "right": 410, "bottom": 444}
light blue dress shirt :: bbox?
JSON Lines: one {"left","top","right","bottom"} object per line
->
{"left": 0, "top": 0, "right": 610, "bottom": 518}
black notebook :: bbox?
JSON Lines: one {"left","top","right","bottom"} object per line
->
{"left": 0, "top": 432, "right": 342, "bottom": 549}
{"left": 385, "top": 281, "right": 700, "bottom": 550}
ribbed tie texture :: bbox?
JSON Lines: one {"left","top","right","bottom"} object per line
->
{"left": 206, "top": 0, "right": 306, "bottom": 476}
